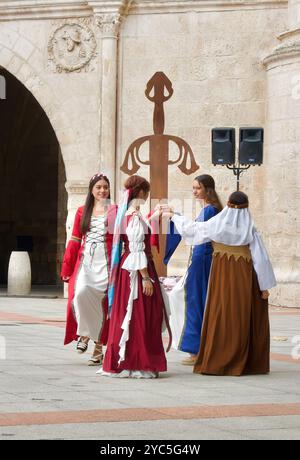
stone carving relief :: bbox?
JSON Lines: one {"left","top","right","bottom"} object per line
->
{"left": 48, "top": 22, "right": 97, "bottom": 73}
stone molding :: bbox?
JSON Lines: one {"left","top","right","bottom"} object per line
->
{"left": 130, "top": 0, "right": 287, "bottom": 14}
{"left": 88, "top": 1, "right": 133, "bottom": 15}
{"left": 263, "top": 27, "right": 300, "bottom": 68}
{"left": 279, "top": 27, "right": 300, "bottom": 41}
{"left": 0, "top": 0, "right": 288, "bottom": 21}
{"left": 0, "top": 1, "right": 91, "bottom": 21}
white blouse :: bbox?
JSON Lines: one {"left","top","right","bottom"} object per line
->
{"left": 122, "top": 214, "right": 148, "bottom": 272}
{"left": 118, "top": 213, "right": 150, "bottom": 365}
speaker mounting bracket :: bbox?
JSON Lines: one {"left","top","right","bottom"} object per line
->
{"left": 226, "top": 162, "right": 251, "bottom": 191}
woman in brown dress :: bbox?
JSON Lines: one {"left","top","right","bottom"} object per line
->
{"left": 165, "top": 191, "right": 276, "bottom": 376}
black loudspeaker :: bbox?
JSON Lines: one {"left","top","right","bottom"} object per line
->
{"left": 212, "top": 128, "right": 235, "bottom": 165}
{"left": 239, "top": 128, "right": 263, "bottom": 165}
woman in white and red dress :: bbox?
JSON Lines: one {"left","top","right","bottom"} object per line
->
{"left": 61, "top": 173, "right": 117, "bottom": 365}
{"left": 98, "top": 175, "right": 170, "bottom": 379}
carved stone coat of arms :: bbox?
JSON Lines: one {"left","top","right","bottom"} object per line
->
{"left": 48, "top": 23, "right": 97, "bottom": 73}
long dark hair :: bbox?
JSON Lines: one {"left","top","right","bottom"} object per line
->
{"left": 194, "top": 174, "right": 222, "bottom": 211}
{"left": 80, "top": 173, "right": 110, "bottom": 234}
{"left": 124, "top": 175, "right": 150, "bottom": 201}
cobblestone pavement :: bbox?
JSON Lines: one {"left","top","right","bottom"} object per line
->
{"left": 0, "top": 297, "right": 299, "bottom": 440}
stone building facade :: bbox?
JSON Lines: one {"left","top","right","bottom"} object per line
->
{"left": 0, "top": 0, "right": 299, "bottom": 307}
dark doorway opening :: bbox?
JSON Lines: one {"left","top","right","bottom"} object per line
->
{"left": 0, "top": 67, "right": 67, "bottom": 290}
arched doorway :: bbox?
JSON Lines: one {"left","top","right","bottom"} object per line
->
{"left": 0, "top": 67, "right": 67, "bottom": 291}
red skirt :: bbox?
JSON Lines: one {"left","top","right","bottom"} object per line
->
{"left": 102, "top": 255, "right": 167, "bottom": 373}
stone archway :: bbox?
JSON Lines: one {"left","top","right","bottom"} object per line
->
{"left": 0, "top": 67, "right": 67, "bottom": 288}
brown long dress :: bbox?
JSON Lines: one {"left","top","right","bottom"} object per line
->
{"left": 194, "top": 242, "right": 270, "bottom": 376}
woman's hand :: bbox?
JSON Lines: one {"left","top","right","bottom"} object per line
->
{"left": 162, "top": 206, "right": 174, "bottom": 219}
{"left": 142, "top": 278, "right": 154, "bottom": 296}
{"left": 261, "top": 290, "right": 270, "bottom": 300}
{"left": 62, "top": 276, "right": 71, "bottom": 282}
{"left": 150, "top": 204, "right": 168, "bottom": 220}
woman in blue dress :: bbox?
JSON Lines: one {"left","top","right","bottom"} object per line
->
{"left": 165, "top": 175, "right": 222, "bottom": 365}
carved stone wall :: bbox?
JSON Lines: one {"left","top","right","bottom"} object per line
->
{"left": 1, "top": 1, "right": 299, "bottom": 306}
{"left": 116, "top": 1, "right": 291, "bottom": 306}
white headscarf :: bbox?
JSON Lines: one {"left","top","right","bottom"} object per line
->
{"left": 202, "top": 205, "right": 254, "bottom": 246}
{"left": 171, "top": 204, "right": 276, "bottom": 291}
{"left": 172, "top": 205, "right": 254, "bottom": 246}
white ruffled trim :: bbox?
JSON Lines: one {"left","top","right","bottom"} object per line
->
{"left": 122, "top": 252, "right": 148, "bottom": 271}
{"left": 117, "top": 213, "right": 150, "bottom": 365}
{"left": 96, "top": 368, "right": 158, "bottom": 379}
{"left": 121, "top": 213, "right": 147, "bottom": 272}
{"left": 129, "top": 241, "right": 145, "bottom": 252}
{"left": 118, "top": 271, "right": 138, "bottom": 365}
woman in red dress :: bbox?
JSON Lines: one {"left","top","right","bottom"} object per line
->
{"left": 61, "top": 173, "right": 117, "bottom": 365}
{"left": 98, "top": 175, "right": 170, "bottom": 379}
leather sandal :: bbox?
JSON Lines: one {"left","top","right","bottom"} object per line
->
{"left": 88, "top": 343, "right": 103, "bottom": 366}
{"left": 181, "top": 355, "right": 197, "bottom": 366}
{"left": 76, "top": 337, "right": 89, "bottom": 354}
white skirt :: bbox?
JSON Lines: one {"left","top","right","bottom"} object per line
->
{"left": 73, "top": 241, "right": 108, "bottom": 342}
{"left": 168, "top": 273, "right": 187, "bottom": 350}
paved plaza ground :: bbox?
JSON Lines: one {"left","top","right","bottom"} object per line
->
{"left": 0, "top": 295, "right": 299, "bottom": 440}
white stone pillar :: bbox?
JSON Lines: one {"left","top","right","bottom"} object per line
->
{"left": 90, "top": 1, "right": 133, "bottom": 199}
{"left": 95, "top": 13, "right": 122, "bottom": 200}
{"left": 263, "top": 0, "right": 300, "bottom": 307}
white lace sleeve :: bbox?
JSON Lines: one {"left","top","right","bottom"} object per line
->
{"left": 249, "top": 229, "right": 277, "bottom": 291}
{"left": 121, "top": 214, "right": 148, "bottom": 271}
